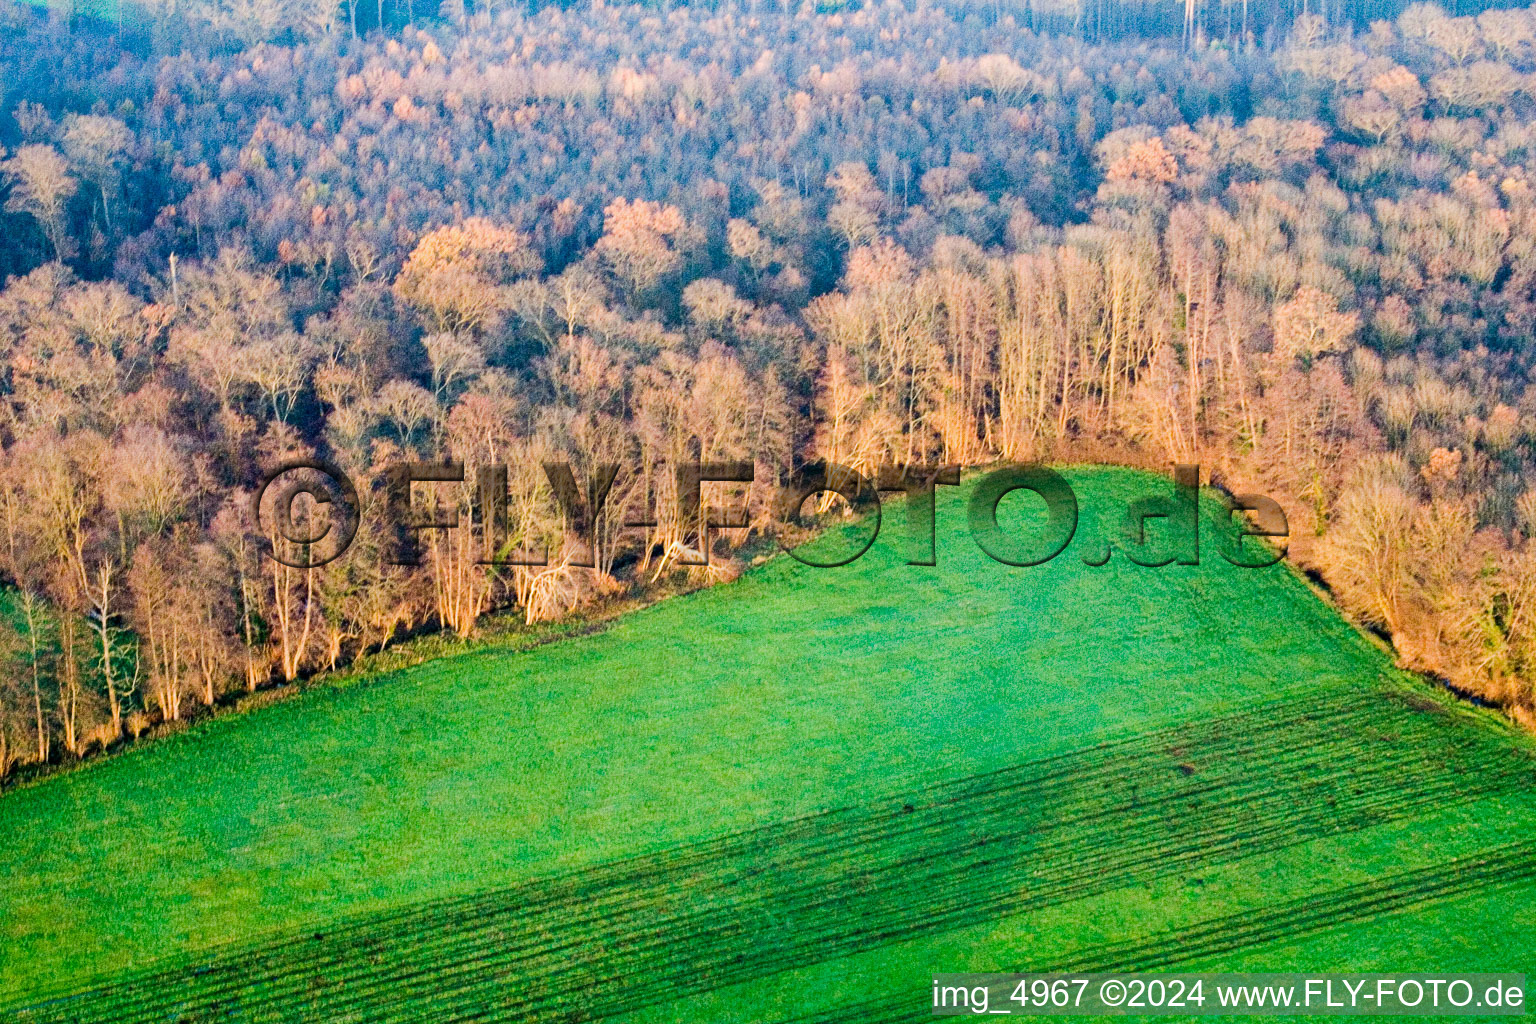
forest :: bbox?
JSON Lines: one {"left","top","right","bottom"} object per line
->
{"left": 3, "top": 0, "right": 1536, "bottom": 779}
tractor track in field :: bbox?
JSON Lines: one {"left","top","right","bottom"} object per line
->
{"left": 10, "top": 690, "right": 1532, "bottom": 1024}
{"left": 774, "top": 840, "right": 1536, "bottom": 1024}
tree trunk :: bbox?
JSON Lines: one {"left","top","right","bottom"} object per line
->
{"left": 93, "top": 561, "right": 121, "bottom": 740}
{"left": 23, "top": 594, "right": 47, "bottom": 764}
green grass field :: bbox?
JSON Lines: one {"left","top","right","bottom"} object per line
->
{"left": 1, "top": 466, "right": 1533, "bottom": 1023}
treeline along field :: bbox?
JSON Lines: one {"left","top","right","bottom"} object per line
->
{"left": 12, "top": 0, "right": 1536, "bottom": 787}
{"left": 0, "top": 469, "right": 1533, "bottom": 1021}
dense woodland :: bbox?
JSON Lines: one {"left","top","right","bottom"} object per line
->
{"left": 5, "top": 0, "right": 1536, "bottom": 778}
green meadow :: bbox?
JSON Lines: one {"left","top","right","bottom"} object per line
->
{"left": 1, "top": 466, "right": 1533, "bottom": 1022}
